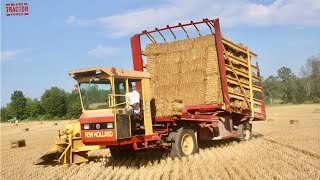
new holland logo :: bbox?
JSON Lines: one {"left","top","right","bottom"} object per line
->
{"left": 84, "top": 131, "right": 113, "bottom": 138}
{"left": 96, "top": 124, "right": 101, "bottom": 129}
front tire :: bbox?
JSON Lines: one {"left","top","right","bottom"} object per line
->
{"left": 170, "top": 127, "right": 198, "bottom": 158}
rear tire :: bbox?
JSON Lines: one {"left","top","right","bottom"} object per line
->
{"left": 237, "top": 122, "right": 252, "bottom": 141}
{"left": 170, "top": 127, "right": 198, "bottom": 158}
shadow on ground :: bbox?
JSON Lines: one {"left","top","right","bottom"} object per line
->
{"left": 88, "top": 132, "right": 265, "bottom": 168}
{"left": 199, "top": 132, "right": 264, "bottom": 150}
{"left": 88, "top": 149, "right": 168, "bottom": 168}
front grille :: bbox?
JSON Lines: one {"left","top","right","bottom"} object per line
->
{"left": 81, "top": 123, "right": 113, "bottom": 130}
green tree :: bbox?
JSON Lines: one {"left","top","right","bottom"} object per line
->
{"left": 300, "top": 55, "right": 320, "bottom": 102}
{"left": 1, "top": 105, "right": 14, "bottom": 122}
{"left": 263, "top": 75, "right": 282, "bottom": 104}
{"left": 277, "top": 67, "right": 296, "bottom": 103}
{"left": 41, "top": 87, "right": 67, "bottom": 118}
{"left": 66, "top": 91, "right": 82, "bottom": 119}
{"left": 10, "top": 91, "right": 27, "bottom": 119}
{"left": 292, "top": 78, "right": 307, "bottom": 103}
{"left": 1, "top": 107, "right": 8, "bottom": 122}
{"left": 307, "top": 56, "right": 320, "bottom": 100}
{"left": 25, "top": 98, "right": 45, "bottom": 119}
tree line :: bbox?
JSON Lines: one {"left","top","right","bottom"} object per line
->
{"left": 263, "top": 55, "right": 320, "bottom": 104}
{"left": 1, "top": 87, "right": 82, "bottom": 122}
{"left": 1, "top": 55, "right": 319, "bottom": 122}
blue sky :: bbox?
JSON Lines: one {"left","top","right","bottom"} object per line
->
{"left": 1, "top": 0, "right": 320, "bottom": 106}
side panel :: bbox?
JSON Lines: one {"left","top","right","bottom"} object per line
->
{"left": 141, "top": 79, "right": 153, "bottom": 135}
{"left": 116, "top": 114, "right": 131, "bottom": 139}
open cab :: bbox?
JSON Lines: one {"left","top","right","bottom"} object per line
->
{"left": 69, "top": 67, "right": 156, "bottom": 147}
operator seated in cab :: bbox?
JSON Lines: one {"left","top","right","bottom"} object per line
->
{"left": 125, "top": 83, "right": 141, "bottom": 119}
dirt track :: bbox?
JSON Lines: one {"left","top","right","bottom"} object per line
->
{"left": 1, "top": 104, "right": 320, "bottom": 179}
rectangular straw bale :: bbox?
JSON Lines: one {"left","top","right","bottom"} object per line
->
{"left": 145, "top": 35, "right": 224, "bottom": 117}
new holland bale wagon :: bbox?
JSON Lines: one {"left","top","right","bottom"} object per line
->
{"left": 36, "top": 18, "right": 266, "bottom": 165}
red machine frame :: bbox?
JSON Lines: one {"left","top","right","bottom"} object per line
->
{"left": 77, "top": 18, "right": 266, "bottom": 152}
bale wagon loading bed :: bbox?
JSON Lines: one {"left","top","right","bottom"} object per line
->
{"left": 131, "top": 18, "right": 266, "bottom": 121}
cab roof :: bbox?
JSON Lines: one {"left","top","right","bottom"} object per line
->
{"left": 68, "top": 67, "right": 150, "bottom": 79}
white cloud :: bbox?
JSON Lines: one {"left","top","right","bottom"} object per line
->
{"left": 88, "top": 45, "right": 119, "bottom": 58}
{"left": 1, "top": 49, "right": 26, "bottom": 62}
{"left": 66, "top": 0, "right": 320, "bottom": 38}
{"left": 65, "top": 16, "right": 96, "bottom": 26}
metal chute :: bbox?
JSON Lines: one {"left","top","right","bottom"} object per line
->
{"left": 35, "top": 122, "right": 103, "bottom": 165}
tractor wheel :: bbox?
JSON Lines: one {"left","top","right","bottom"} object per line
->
{"left": 237, "top": 122, "right": 252, "bottom": 141}
{"left": 170, "top": 127, "right": 198, "bottom": 158}
{"left": 109, "top": 147, "right": 135, "bottom": 160}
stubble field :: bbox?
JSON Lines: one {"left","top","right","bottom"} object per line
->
{"left": 1, "top": 104, "right": 320, "bottom": 180}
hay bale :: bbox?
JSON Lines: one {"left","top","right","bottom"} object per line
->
{"left": 231, "top": 100, "right": 241, "bottom": 108}
{"left": 313, "top": 108, "right": 320, "bottom": 113}
{"left": 23, "top": 128, "right": 29, "bottom": 131}
{"left": 240, "top": 101, "right": 248, "bottom": 109}
{"left": 11, "top": 140, "right": 26, "bottom": 148}
{"left": 290, "top": 120, "right": 300, "bottom": 125}
{"left": 146, "top": 34, "right": 252, "bottom": 116}
{"left": 146, "top": 35, "right": 223, "bottom": 116}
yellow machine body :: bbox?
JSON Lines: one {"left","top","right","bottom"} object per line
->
{"left": 34, "top": 121, "right": 103, "bottom": 165}
{"left": 35, "top": 67, "right": 153, "bottom": 165}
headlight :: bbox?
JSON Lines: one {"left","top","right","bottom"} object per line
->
{"left": 83, "top": 124, "right": 90, "bottom": 130}
{"left": 107, "top": 123, "right": 114, "bottom": 129}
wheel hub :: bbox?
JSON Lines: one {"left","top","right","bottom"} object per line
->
{"left": 181, "top": 134, "right": 194, "bottom": 155}
{"left": 244, "top": 129, "right": 251, "bottom": 140}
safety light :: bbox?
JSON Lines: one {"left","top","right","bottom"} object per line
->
{"left": 96, "top": 69, "right": 102, "bottom": 74}
{"left": 83, "top": 124, "right": 90, "bottom": 130}
{"left": 107, "top": 123, "right": 114, "bottom": 129}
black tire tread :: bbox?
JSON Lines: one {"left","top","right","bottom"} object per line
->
{"left": 237, "top": 122, "right": 252, "bottom": 141}
{"left": 169, "top": 127, "right": 198, "bottom": 158}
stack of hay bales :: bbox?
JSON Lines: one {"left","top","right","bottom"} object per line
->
{"left": 145, "top": 35, "right": 223, "bottom": 117}
{"left": 223, "top": 41, "right": 251, "bottom": 111}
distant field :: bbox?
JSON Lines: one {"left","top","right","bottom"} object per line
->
{"left": 1, "top": 104, "right": 320, "bottom": 180}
